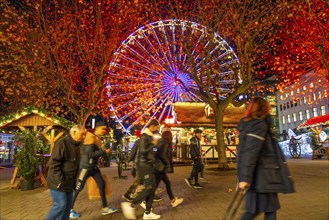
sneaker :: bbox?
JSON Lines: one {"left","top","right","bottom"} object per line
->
{"left": 143, "top": 211, "right": 161, "bottom": 219}
{"left": 121, "top": 202, "right": 137, "bottom": 219}
{"left": 184, "top": 178, "right": 193, "bottom": 187}
{"left": 140, "top": 201, "right": 146, "bottom": 209}
{"left": 101, "top": 207, "right": 118, "bottom": 215}
{"left": 155, "top": 187, "right": 164, "bottom": 195}
{"left": 122, "top": 194, "right": 133, "bottom": 202}
{"left": 70, "top": 209, "right": 80, "bottom": 219}
{"left": 153, "top": 196, "right": 163, "bottom": 202}
{"left": 193, "top": 183, "right": 204, "bottom": 189}
{"left": 171, "top": 197, "right": 184, "bottom": 208}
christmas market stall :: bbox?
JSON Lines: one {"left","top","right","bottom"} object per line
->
{"left": 0, "top": 107, "right": 72, "bottom": 189}
{"left": 298, "top": 114, "right": 329, "bottom": 160}
{"left": 165, "top": 102, "right": 246, "bottom": 162}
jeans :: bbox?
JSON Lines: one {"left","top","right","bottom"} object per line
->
{"left": 132, "top": 165, "right": 156, "bottom": 213}
{"left": 46, "top": 189, "right": 73, "bottom": 220}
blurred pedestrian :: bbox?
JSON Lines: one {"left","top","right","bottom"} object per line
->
{"left": 46, "top": 124, "right": 86, "bottom": 220}
{"left": 237, "top": 97, "right": 294, "bottom": 220}
{"left": 121, "top": 119, "right": 161, "bottom": 220}
{"left": 70, "top": 121, "right": 118, "bottom": 218}
{"left": 154, "top": 130, "right": 183, "bottom": 207}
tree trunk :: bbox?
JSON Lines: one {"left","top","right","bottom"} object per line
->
{"left": 214, "top": 107, "right": 229, "bottom": 170}
{"left": 77, "top": 113, "right": 89, "bottom": 127}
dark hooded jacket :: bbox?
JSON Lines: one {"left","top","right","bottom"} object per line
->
{"left": 136, "top": 128, "right": 156, "bottom": 166}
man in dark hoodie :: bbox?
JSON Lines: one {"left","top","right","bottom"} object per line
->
{"left": 70, "top": 121, "right": 118, "bottom": 218}
{"left": 46, "top": 124, "right": 86, "bottom": 220}
{"left": 121, "top": 119, "right": 161, "bottom": 220}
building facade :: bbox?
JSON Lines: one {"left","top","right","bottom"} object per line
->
{"left": 277, "top": 71, "right": 329, "bottom": 135}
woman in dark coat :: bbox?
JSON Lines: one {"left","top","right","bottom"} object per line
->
{"left": 237, "top": 97, "right": 280, "bottom": 220}
{"left": 155, "top": 130, "right": 183, "bottom": 208}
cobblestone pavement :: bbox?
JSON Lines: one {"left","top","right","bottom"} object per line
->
{"left": 0, "top": 159, "right": 328, "bottom": 220}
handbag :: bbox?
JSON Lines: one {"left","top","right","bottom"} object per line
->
{"left": 272, "top": 136, "right": 296, "bottom": 193}
{"left": 86, "top": 174, "right": 112, "bottom": 200}
{"left": 155, "top": 159, "right": 165, "bottom": 172}
{"left": 256, "top": 130, "right": 295, "bottom": 194}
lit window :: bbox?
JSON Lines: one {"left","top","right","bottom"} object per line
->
{"left": 313, "top": 93, "right": 317, "bottom": 101}
{"left": 297, "top": 88, "right": 300, "bottom": 93}
{"left": 310, "top": 82, "right": 314, "bottom": 88}
{"left": 325, "top": 90, "right": 328, "bottom": 98}
{"left": 299, "top": 111, "right": 303, "bottom": 121}
{"left": 318, "top": 91, "right": 322, "bottom": 99}
{"left": 321, "top": 106, "right": 326, "bottom": 115}
{"left": 303, "top": 97, "right": 307, "bottom": 104}
{"left": 287, "top": 115, "right": 291, "bottom": 123}
{"left": 280, "top": 95, "right": 283, "bottom": 100}
{"left": 282, "top": 116, "right": 286, "bottom": 124}
{"left": 306, "top": 110, "right": 310, "bottom": 119}
{"left": 313, "top": 108, "right": 318, "bottom": 117}
{"left": 293, "top": 113, "right": 297, "bottom": 122}
{"left": 290, "top": 91, "right": 294, "bottom": 96}
{"left": 303, "top": 86, "right": 307, "bottom": 90}
{"left": 285, "top": 93, "right": 288, "bottom": 98}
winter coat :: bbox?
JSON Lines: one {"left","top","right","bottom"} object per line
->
{"left": 80, "top": 144, "right": 106, "bottom": 169}
{"left": 47, "top": 134, "right": 81, "bottom": 192}
{"left": 136, "top": 128, "right": 156, "bottom": 166}
{"left": 128, "top": 139, "right": 140, "bottom": 163}
{"left": 237, "top": 116, "right": 292, "bottom": 193}
{"left": 189, "top": 136, "right": 201, "bottom": 160}
{"left": 155, "top": 138, "right": 173, "bottom": 173}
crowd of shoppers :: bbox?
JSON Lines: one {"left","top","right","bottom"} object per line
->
{"left": 46, "top": 97, "right": 294, "bottom": 220}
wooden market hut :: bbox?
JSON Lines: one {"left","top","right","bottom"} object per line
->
{"left": 0, "top": 108, "right": 71, "bottom": 152}
{"left": 0, "top": 108, "right": 72, "bottom": 188}
{"left": 165, "top": 102, "right": 246, "bottom": 162}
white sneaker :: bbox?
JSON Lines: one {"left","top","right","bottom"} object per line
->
{"left": 143, "top": 211, "right": 161, "bottom": 219}
{"left": 171, "top": 197, "right": 184, "bottom": 208}
{"left": 121, "top": 202, "right": 136, "bottom": 219}
{"left": 140, "top": 201, "right": 146, "bottom": 209}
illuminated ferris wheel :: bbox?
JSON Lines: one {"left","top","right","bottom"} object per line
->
{"left": 107, "top": 19, "right": 241, "bottom": 132}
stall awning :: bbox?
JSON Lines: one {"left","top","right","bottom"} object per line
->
{"left": 298, "top": 114, "right": 329, "bottom": 129}
{"left": 167, "top": 102, "right": 246, "bottom": 128}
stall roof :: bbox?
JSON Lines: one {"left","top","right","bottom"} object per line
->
{"left": 0, "top": 107, "right": 72, "bottom": 129}
{"left": 168, "top": 102, "right": 246, "bottom": 128}
{"left": 298, "top": 114, "right": 329, "bottom": 129}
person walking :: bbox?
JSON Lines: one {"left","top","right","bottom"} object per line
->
{"left": 154, "top": 130, "right": 184, "bottom": 207}
{"left": 70, "top": 121, "right": 118, "bottom": 218}
{"left": 122, "top": 138, "right": 141, "bottom": 201}
{"left": 237, "top": 97, "right": 294, "bottom": 220}
{"left": 45, "top": 124, "right": 86, "bottom": 220}
{"left": 121, "top": 119, "right": 161, "bottom": 220}
{"left": 185, "top": 129, "right": 204, "bottom": 188}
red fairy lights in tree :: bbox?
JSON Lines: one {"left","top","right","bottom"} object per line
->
{"left": 266, "top": 0, "right": 329, "bottom": 90}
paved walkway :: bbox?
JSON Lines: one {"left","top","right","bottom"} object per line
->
{"left": 0, "top": 159, "right": 328, "bottom": 220}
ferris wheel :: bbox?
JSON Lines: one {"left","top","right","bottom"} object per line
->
{"left": 107, "top": 19, "right": 241, "bottom": 133}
